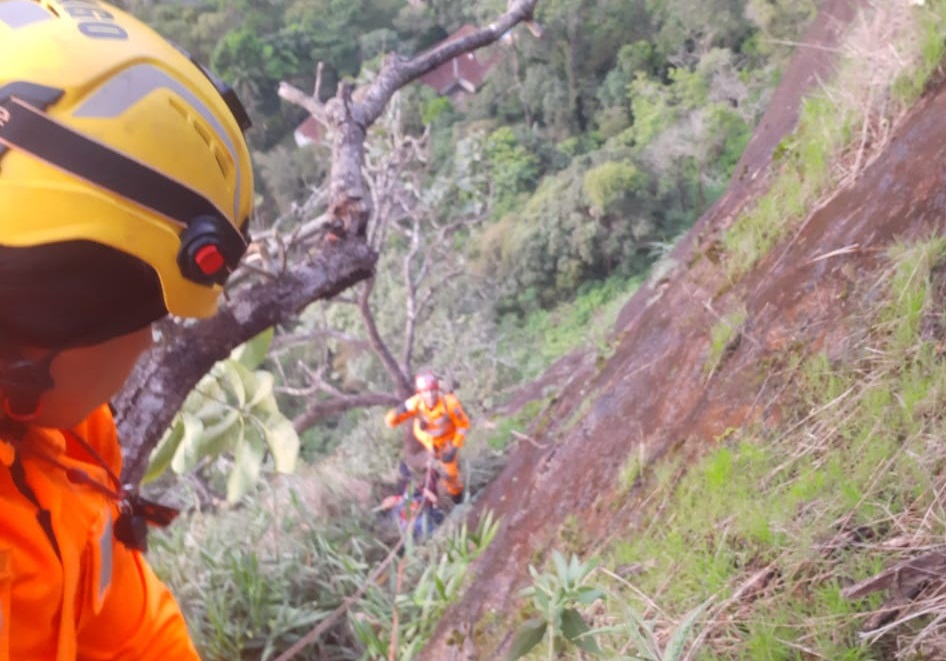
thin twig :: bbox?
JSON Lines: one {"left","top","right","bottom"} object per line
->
{"left": 272, "top": 536, "right": 406, "bottom": 661}
{"left": 511, "top": 430, "right": 549, "bottom": 449}
{"left": 764, "top": 38, "right": 842, "bottom": 53}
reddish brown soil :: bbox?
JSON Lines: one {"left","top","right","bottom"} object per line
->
{"left": 419, "top": 1, "right": 946, "bottom": 658}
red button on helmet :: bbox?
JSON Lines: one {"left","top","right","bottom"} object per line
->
{"left": 194, "top": 244, "right": 225, "bottom": 275}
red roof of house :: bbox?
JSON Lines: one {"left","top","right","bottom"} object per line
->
{"left": 293, "top": 115, "right": 324, "bottom": 147}
{"left": 294, "top": 26, "right": 504, "bottom": 146}
{"left": 417, "top": 25, "right": 502, "bottom": 97}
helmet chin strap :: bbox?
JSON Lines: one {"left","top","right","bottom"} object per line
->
{"left": 0, "top": 351, "right": 56, "bottom": 421}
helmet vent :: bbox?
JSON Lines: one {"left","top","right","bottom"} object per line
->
{"left": 190, "top": 117, "right": 211, "bottom": 145}
{"left": 212, "top": 147, "right": 230, "bottom": 177}
{"left": 167, "top": 95, "right": 187, "bottom": 117}
{"left": 36, "top": 1, "right": 59, "bottom": 18}
{"left": 166, "top": 98, "right": 228, "bottom": 178}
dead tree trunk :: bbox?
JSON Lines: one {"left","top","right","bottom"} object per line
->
{"left": 117, "top": 0, "right": 542, "bottom": 484}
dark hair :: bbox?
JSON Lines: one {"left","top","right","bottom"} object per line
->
{"left": 0, "top": 241, "right": 166, "bottom": 348}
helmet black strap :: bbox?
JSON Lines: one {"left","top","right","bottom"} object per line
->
{"left": 0, "top": 85, "right": 246, "bottom": 275}
{"left": 8, "top": 452, "right": 62, "bottom": 561}
{"left": 0, "top": 81, "right": 61, "bottom": 159}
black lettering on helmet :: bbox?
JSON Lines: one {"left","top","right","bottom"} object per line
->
{"left": 77, "top": 22, "right": 127, "bottom": 39}
{"left": 57, "top": 0, "right": 129, "bottom": 41}
{"left": 61, "top": 5, "right": 112, "bottom": 20}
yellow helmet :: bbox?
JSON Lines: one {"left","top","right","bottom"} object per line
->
{"left": 0, "top": 0, "right": 254, "bottom": 320}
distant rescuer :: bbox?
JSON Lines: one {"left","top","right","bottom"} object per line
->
{"left": 0, "top": 0, "right": 253, "bottom": 658}
{"left": 386, "top": 370, "right": 471, "bottom": 503}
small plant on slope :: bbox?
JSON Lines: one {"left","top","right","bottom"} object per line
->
{"left": 506, "top": 551, "right": 603, "bottom": 660}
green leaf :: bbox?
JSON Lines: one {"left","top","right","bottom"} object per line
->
{"left": 169, "top": 413, "right": 206, "bottom": 474}
{"left": 231, "top": 328, "right": 273, "bottom": 369}
{"left": 663, "top": 596, "right": 714, "bottom": 661}
{"left": 197, "top": 408, "right": 243, "bottom": 457}
{"left": 190, "top": 381, "right": 227, "bottom": 419}
{"left": 263, "top": 416, "right": 299, "bottom": 473}
{"left": 350, "top": 616, "right": 385, "bottom": 654}
{"left": 185, "top": 413, "right": 245, "bottom": 477}
{"left": 226, "top": 429, "right": 265, "bottom": 503}
{"left": 561, "top": 608, "right": 600, "bottom": 655}
{"left": 434, "top": 574, "right": 447, "bottom": 600}
{"left": 220, "top": 360, "right": 247, "bottom": 407}
{"left": 552, "top": 551, "right": 569, "bottom": 582}
{"left": 246, "top": 371, "right": 276, "bottom": 411}
{"left": 505, "top": 618, "right": 547, "bottom": 661}
{"left": 143, "top": 418, "right": 186, "bottom": 484}
{"left": 622, "top": 602, "right": 660, "bottom": 659}
{"left": 577, "top": 586, "right": 605, "bottom": 604}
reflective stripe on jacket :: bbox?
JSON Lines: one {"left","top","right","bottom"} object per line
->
{"left": 0, "top": 405, "right": 199, "bottom": 661}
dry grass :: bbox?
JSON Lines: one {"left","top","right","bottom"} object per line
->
{"left": 833, "top": 0, "right": 924, "bottom": 182}
{"left": 594, "top": 237, "right": 946, "bottom": 660}
{"left": 723, "top": 0, "right": 935, "bottom": 280}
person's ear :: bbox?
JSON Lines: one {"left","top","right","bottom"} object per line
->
{"left": 3, "top": 395, "right": 42, "bottom": 422}
{"left": 0, "top": 353, "right": 54, "bottom": 422}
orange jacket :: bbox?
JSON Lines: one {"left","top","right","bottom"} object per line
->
{"left": 385, "top": 392, "right": 470, "bottom": 453}
{"left": 0, "top": 405, "right": 198, "bottom": 661}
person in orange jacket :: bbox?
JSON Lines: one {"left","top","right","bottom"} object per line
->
{"left": 0, "top": 1, "right": 254, "bottom": 658}
{"left": 385, "top": 371, "right": 471, "bottom": 503}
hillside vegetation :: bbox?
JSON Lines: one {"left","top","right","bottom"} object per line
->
{"left": 132, "top": 0, "right": 946, "bottom": 659}
{"left": 418, "top": 1, "right": 946, "bottom": 659}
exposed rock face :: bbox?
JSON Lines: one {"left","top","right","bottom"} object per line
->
{"left": 415, "top": 1, "right": 946, "bottom": 657}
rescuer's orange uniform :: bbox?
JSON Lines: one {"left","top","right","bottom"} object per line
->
{"left": 386, "top": 389, "right": 470, "bottom": 498}
{"left": 0, "top": 0, "right": 256, "bottom": 656}
{"left": 0, "top": 405, "right": 198, "bottom": 661}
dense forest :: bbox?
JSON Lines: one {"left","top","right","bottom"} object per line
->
{"left": 110, "top": 0, "right": 846, "bottom": 658}
{"left": 122, "top": 0, "right": 813, "bottom": 453}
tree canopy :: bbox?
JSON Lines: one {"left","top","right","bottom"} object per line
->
{"left": 114, "top": 0, "right": 815, "bottom": 494}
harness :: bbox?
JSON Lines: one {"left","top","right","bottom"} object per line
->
{"left": 417, "top": 396, "right": 456, "bottom": 441}
{"left": 3, "top": 422, "right": 178, "bottom": 555}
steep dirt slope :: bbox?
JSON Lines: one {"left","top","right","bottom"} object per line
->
{"left": 415, "top": 0, "right": 946, "bottom": 657}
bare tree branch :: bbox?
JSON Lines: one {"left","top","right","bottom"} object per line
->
{"left": 117, "top": 236, "right": 375, "bottom": 484}
{"left": 358, "top": 278, "right": 412, "bottom": 397}
{"left": 271, "top": 328, "right": 373, "bottom": 354}
{"left": 278, "top": 0, "right": 541, "bottom": 238}
{"left": 401, "top": 218, "right": 423, "bottom": 371}
{"left": 296, "top": 361, "right": 345, "bottom": 397}
{"left": 117, "top": 0, "right": 544, "bottom": 483}
{"left": 292, "top": 391, "right": 400, "bottom": 433}
{"left": 352, "top": 0, "right": 541, "bottom": 126}
{"left": 416, "top": 267, "right": 464, "bottom": 320}
{"left": 278, "top": 61, "right": 329, "bottom": 130}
